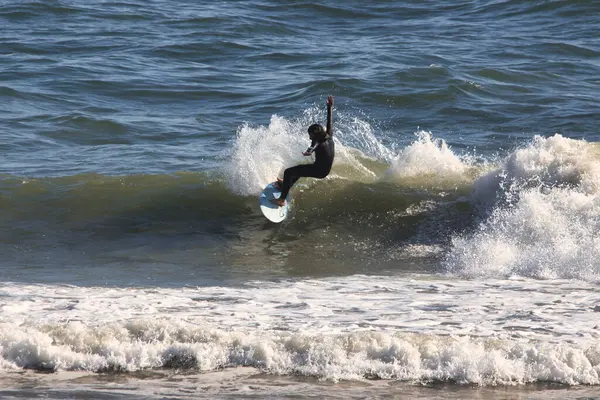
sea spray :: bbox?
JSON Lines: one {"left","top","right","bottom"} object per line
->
{"left": 447, "top": 134, "right": 600, "bottom": 281}
{"left": 224, "top": 108, "right": 394, "bottom": 196}
{"left": 383, "top": 131, "right": 477, "bottom": 189}
{"left": 225, "top": 115, "right": 304, "bottom": 196}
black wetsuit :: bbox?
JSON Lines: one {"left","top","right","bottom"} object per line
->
{"left": 278, "top": 137, "right": 334, "bottom": 200}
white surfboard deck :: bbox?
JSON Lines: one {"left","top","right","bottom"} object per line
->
{"left": 259, "top": 182, "right": 291, "bottom": 223}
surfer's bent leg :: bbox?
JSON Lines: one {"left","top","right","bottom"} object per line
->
{"left": 279, "top": 163, "right": 326, "bottom": 200}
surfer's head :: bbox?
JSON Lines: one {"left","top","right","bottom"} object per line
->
{"left": 308, "top": 123, "right": 326, "bottom": 141}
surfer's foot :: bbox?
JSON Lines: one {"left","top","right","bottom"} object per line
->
{"left": 271, "top": 198, "right": 286, "bottom": 207}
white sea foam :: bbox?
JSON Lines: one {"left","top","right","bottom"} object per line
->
{"left": 447, "top": 134, "right": 600, "bottom": 281}
{"left": 1, "top": 276, "right": 599, "bottom": 385}
{"left": 384, "top": 131, "right": 475, "bottom": 187}
{"left": 472, "top": 134, "right": 600, "bottom": 206}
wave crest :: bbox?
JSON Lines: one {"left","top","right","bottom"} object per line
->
{"left": 447, "top": 134, "right": 600, "bottom": 281}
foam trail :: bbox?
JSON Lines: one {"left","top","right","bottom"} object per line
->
{"left": 447, "top": 134, "right": 600, "bottom": 281}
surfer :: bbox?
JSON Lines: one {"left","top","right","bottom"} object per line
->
{"left": 271, "top": 95, "right": 335, "bottom": 206}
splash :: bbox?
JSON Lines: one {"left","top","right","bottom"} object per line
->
{"left": 447, "top": 134, "right": 600, "bottom": 281}
{"left": 224, "top": 115, "right": 306, "bottom": 196}
{"left": 472, "top": 134, "right": 600, "bottom": 206}
{"left": 224, "top": 108, "right": 393, "bottom": 196}
{"left": 384, "top": 131, "right": 475, "bottom": 188}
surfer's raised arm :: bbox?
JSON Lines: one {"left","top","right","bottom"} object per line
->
{"left": 302, "top": 95, "right": 334, "bottom": 156}
{"left": 326, "top": 95, "right": 333, "bottom": 137}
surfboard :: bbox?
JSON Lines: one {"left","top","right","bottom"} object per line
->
{"left": 259, "top": 182, "right": 290, "bottom": 223}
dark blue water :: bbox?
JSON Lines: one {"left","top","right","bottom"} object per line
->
{"left": 2, "top": 1, "right": 599, "bottom": 176}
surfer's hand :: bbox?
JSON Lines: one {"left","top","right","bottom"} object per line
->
{"left": 302, "top": 151, "right": 311, "bottom": 156}
{"left": 326, "top": 95, "right": 334, "bottom": 108}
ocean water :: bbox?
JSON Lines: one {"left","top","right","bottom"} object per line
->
{"left": 1, "top": 0, "right": 600, "bottom": 398}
